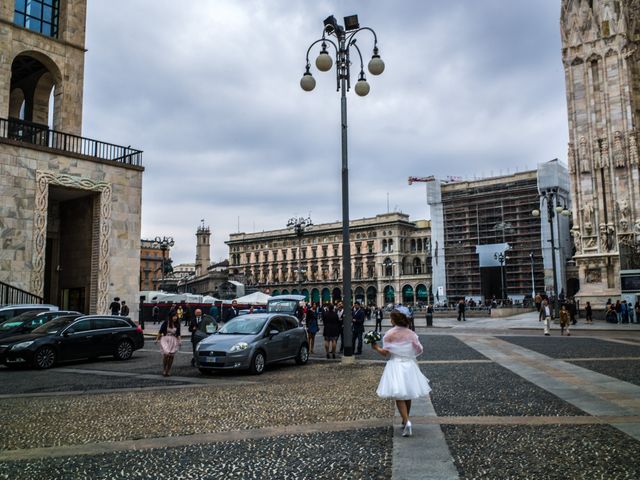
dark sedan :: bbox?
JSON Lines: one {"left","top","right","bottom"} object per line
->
{"left": 0, "top": 310, "right": 82, "bottom": 340}
{"left": 0, "top": 315, "right": 144, "bottom": 369}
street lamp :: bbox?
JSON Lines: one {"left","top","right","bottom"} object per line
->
{"left": 493, "top": 251, "right": 509, "bottom": 301}
{"left": 532, "top": 188, "right": 570, "bottom": 316}
{"left": 287, "top": 216, "right": 313, "bottom": 295}
{"left": 301, "top": 14, "right": 384, "bottom": 360}
{"left": 153, "top": 236, "right": 174, "bottom": 290}
{"left": 529, "top": 251, "right": 536, "bottom": 300}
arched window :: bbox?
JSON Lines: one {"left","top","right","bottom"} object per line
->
{"left": 382, "top": 239, "right": 388, "bottom": 252}
{"left": 413, "top": 258, "right": 422, "bottom": 275}
{"left": 383, "top": 258, "right": 393, "bottom": 277}
{"left": 383, "top": 285, "right": 395, "bottom": 304}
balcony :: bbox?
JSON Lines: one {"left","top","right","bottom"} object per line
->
{"left": 0, "top": 118, "right": 143, "bottom": 167}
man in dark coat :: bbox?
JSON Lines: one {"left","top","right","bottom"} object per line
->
{"left": 109, "top": 297, "right": 120, "bottom": 315}
{"left": 352, "top": 302, "right": 365, "bottom": 355}
{"left": 189, "top": 308, "right": 215, "bottom": 366}
{"left": 222, "top": 300, "right": 239, "bottom": 324}
{"left": 457, "top": 299, "right": 466, "bottom": 321}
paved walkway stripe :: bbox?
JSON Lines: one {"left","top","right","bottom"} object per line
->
{"left": 0, "top": 383, "right": 209, "bottom": 399}
{"left": 0, "top": 418, "right": 391, "bottom": 462}
{"left": 54, "top": 367, "right": 255, "bottom": 385}
{"left": 392, "top": 395, "right": 459, "bottom": 480}
{"left": 457, "top": 335, "right": 640, "bottom": 440}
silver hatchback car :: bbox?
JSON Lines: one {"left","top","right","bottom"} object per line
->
{"left": 195, "top": 313, "right": 309, "bottom": 375}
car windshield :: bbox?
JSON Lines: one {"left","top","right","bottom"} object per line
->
{"left": 32, "top": 317, "right": 76, "bottom": 334}
{"left": 218, "top": 317, "right": 267, "bottom": 335}
{"left": 267, "top": 300, "right": 298, "bottom": 314}
{"left": 0, "top": 311, "right": 40, "bottom": 331}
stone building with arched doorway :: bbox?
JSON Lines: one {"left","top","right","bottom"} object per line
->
{"left": 0, "top": 1, "right": 144, "bottom": 314}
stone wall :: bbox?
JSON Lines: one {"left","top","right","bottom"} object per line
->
{"left": 0, "top": 140, "right": 143, "bottom": 314}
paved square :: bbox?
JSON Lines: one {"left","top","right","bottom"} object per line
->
{"left": 1, "top": 321, "right": 640, "bottom": 479}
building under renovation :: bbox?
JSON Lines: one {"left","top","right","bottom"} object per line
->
{"left": 427, "top": 161, "right": 573, "bottom": 305}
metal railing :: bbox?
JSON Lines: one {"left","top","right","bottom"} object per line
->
{"left": 0, "top": 117, "right": 143, "bottom": 166}
{"left": 0, "top": 280, "right": 43, "bottom": 306}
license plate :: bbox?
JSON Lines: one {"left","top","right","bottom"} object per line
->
{"left": 204, "top": 357, "right": 217, "bottom": 363}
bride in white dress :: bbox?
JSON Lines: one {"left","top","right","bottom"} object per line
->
{"left": 372, "top": 307, "right": 431, "bottom": 437}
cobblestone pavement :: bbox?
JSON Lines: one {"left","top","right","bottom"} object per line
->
{"left": 1, "top": 330, "right": 640, "bottom": 479}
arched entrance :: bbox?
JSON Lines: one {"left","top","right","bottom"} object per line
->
{"left": 282, "top": 289, "right": 290, "bottom": 295}
{"left": 272, "top": 290, "right": 280, "bottom": 296}
{"left": 321, "top": 288, "right": 331, "bottom": 303}
{"left": 402, "top": 284, "right": 414, "bottom": 304}
{"left": 383, "top": 285, "right": 395, "bottom": 304}
{"left": 10, "top": 53, "right": 62, "bottom": 131}
{"left": 366, "top": 286, "right": 377, "bottom": 305}
{"left": 416, "top": 284, "right": 428, "bottom": 303}
{"left": 301, "top": 289, "right": 309, "bottom": 301}
{"left": 332, "top": 288, "right": 342, "bottom": 302}
{"left": 354, "top": 286, "right": 365, "bottom": 304}
{"left": 292, "top": 289, "right": 299, "bottom": 295}
{"left": 311, "top": 288, "right": 320, "bottom": 303}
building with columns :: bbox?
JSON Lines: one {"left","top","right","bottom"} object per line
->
{"left": 226, "top": 213, "right": 432, "bottom": 307}
{"left": 561, "top": 0, "right": 640, "bottom": 307}
{"left": 0, "top": 1, "right": 144, "bottom": 313}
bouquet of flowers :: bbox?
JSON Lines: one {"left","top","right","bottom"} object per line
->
{"left": 364, "top": 330, "right": 382, "bottom": 345}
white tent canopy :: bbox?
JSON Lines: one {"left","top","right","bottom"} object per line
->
{"left": 234, "top": 291, "right": 272, "bottom": 305}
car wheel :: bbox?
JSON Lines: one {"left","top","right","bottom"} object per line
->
{"left": 249, "top": 350, "right": 266, "bottom": 375}
{"left": 33, "top": 346, "right": 56, "bottom": 369}
{"left": 114, "top": 339, "right": 133, "bottom": 361}
{"left": 295, "top": 344, "right": 309, "bottom": 365}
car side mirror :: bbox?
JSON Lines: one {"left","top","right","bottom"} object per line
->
{"left": 63, "top": 329, "right": 73, "bottom": 336}
{"left": 269, "top": 329, "right": 279, "bottom": 337}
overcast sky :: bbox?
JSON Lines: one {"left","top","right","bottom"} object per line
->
{"left": 82, "top": 0, "right": 568, "bottom": 265}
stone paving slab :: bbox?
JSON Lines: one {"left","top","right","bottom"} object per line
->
{"left": 0, "top": 427, "right": 393, "bottom": 480}
{"left": 441, "top": 424, "right": 640, "bottom": 480}
{"left": 356, "top": 335, "right": 487, "bottom": 362}
{"left": 458, "top": 336, "right": 640, "bottom": 437}
{"left": 422, "top": 363, "right": 587, "bottom": 417}
{"left": 568, "top": 360, "right": 640, "bottom": 387}
{"left": 498, "top": 335, "right": 640, "bottom": 359}
{"left": 0, "top": 370, "right": 187, "bottom": 394}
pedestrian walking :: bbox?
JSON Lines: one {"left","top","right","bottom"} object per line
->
{"left": 176, "top": 305, "right": 184, "bottom": 326}
{"left": 375, "top": 307, "right": 383, "bottom": 332}
{"left": 120, "top": 300, "right": 130, "bottom": 317}
{"left": 585, "top": 301, "right": 593, "bottom": 324}
{"left": 352, "top": 302, "right": 365, "bottom": 355}
{"left": 371, "top": 307, "right": 431, "bottom": 437}
{"left": 457, "top": 299, "right": 466, "bottom": 321}
{"left": 634, "top": 300, "right": 640, "bottom": 324}
{"left": 109, "top": 297, "right": 121, "bottom": 315}
{"left": 540, "top": 299, "right": 552, "bottom": 336}
{"left": 621, "top": 300, "right": 629, "bottom": 324}
{"left": 336, "top": 302, "right": 344, "bottom": 353}
{"left": 306, "top": 306, "right": 319, "bottom": 354}
{"left": 156, "top": 314, "right": 181, "bottom": 376}
{"left": 426, "top": 304, "right": 433, "bottom": 327}
{"left": 322, "top": 303, "right": 340, "bottom": 359}
{"left": 615, "top": 300, "right": 622, "bottom": 324}
{"left": 189, "top": 308, "right": 215, "bottom": 367}
{"left": 152, "top": 305, "right": 160, "bottom": 324}
{"left": 559, "top": 304, "right": 571, "bottom": 336}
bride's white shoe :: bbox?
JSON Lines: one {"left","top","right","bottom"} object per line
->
{"left": 402, "top": 421, "right": 412, "bottom": 437}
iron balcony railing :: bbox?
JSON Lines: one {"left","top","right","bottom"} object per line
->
{"left": 0, "top": 117, "right": 143, "bottom": 166}
{"left": 0, "top": 280, "right": 43, "bottom": 306}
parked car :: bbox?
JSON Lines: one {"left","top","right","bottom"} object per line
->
{"left": 0, "top": 310, "right": 82, "bottom": 340}
{"left": 195, "top": 313, "right": 308, "bottom": 375}
{"left": 0, "top": 315, "right": 144, "bottom": 369}
{"left": 0, "top": 304, "right": 59, "bottom": 324}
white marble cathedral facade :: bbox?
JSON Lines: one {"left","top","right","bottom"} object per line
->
{"left": 561, "top": 0, "right": 640, "bottom": 306}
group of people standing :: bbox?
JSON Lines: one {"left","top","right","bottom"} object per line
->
{"left": 604, "top": 298, "right": 639, "bottom": 324}
{"left": 109, "top": 297, "right": 130, "bottom": 316}
{"left": 296, "top": 301, "right": 389, "bottom": 358}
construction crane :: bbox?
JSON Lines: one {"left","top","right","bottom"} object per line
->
{"left": 407, "top": 176, "right": 435, "bottom": 185}
{"left": 408, "top": 175, "right": 462, "bottom": 185}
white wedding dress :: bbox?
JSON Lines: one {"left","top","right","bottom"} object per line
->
{"left": 376, "top": 327, "right": 431, "bottom": 400}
